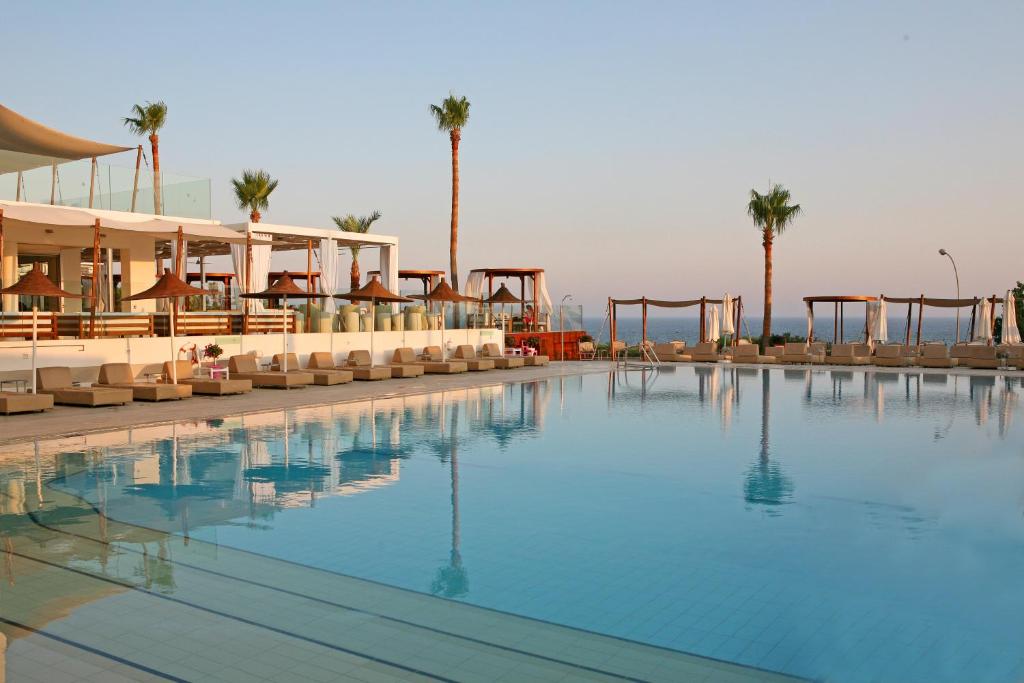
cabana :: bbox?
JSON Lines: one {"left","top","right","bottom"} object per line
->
{"left": 881, "top": 295, "right": 1003, "bottom": 346}
{"left": 607, "top": 296, "right": 743, "bottom": 350}
{"left": 803, "top": 296, "right": 878, "bottom": 343}
{"left": 465, "top": 267, "right": 552, "bottom": 332}
{"left": 367, "top": 269, "right": 445, "bottom": 299}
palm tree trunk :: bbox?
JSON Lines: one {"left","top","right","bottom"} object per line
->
{"left": 762, "top": 229, "right": 773, "bottom": 346}
{"left": 150, "top": 133, "right": 162, "bottom": 216}
{"left": 350, "top": 257, "right": 360, "bottom": 290}
{"left": 449, "top": 129, "right": 461, "bottom": 292}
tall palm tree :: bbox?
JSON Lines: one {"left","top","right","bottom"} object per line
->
{"left": 331, "top": 211, "right": 382, "bottom": 290}
{"left": 429, "top": 94, "right": 471, "bottom": 291}
{"left": 230, "top": 169, "right": 278, "bottom": 223}
{"left": 123, "top": 101, "right": 168, "bottom": 215}
{"left": 747, "top": 184, "right": 802, "bottom": 345}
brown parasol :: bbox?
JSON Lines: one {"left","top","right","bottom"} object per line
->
{"left": 0, "top": 263, "right": 83, "bottom": 393}
{"left": 413, "top": 278, "right": 481, "bottom": 360}
{"left": 240, "top": 272, "right": 327, "bottom": 371}
{"left": 123, "top": 269, "right": 211, "bottom": 384}
{"left": 336, "top": 275, "right": 412, "bottom": 367}
{"left": 485, "top": 283, "right": 521, "bottom": 333}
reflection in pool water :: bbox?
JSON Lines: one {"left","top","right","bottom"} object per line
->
{"left": 2, "top": 369, "right": 1024, "bottom": 682}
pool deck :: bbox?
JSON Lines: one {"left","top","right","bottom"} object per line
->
{"left": 0, "top": 360, "right": 1021, "bottom": 446}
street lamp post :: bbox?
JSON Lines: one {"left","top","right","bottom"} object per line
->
{"left": 939, "top": 249, "right": 960, "bottom": 343}
{"left": 560, "top": 294, "right": 573, "bottom": 361}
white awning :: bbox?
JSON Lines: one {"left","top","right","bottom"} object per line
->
{"left": 0, "top": 200, "right": 268, "bottom": 245}
{"left": 0, "top": 104, "right": 132, "bottom": 174}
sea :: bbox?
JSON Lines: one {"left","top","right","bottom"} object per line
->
{"left": 581, "top": 315, "right": 967, "bottom": 346}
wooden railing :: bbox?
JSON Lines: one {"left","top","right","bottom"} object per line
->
{"left": 57, "top": 313, "right": 155, "bottom": 338}
{"left": 239, "top": 310, "right": 297, "bottom": 335}
{"left": 0, "top": 312, "right": 58, "bottom": 340}
{"left": 154, "top": 312, "right": 233, "bottom": 337}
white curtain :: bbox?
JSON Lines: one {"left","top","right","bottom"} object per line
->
{"left": 707, "top": 306, "right": 720, "bottom": 342}
{"left": 534, "top": 273, "right": 554, "bottom": 316}
{"left": 230, "top": 231, "right": 271, "bottom": 312}
{"left": 805, "top": 301, "right": 814, "bottom": 339}
{"left": 721, "top": 294, "right": 735, "bottom": 335}
{"left": 170, "top": 239, "right": 188, "bottom": 277}
{"left": 867, "top": 300, "right": 887, "bottom": 344}
{"left": 1003, "top": 291, "right": 1020, "bottom": 344}
{"left": 319, "top": 238, "right": 339, "bottom": 313}
{"left": 465, "top": 271, "right": 485, "bottom": 314}
{"left": 974, "top": 298, "right": 993, "bottom": 342}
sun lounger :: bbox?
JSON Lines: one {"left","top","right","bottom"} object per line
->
{"left": 481, "top": 343, "right": 525, "bottom": 368}
{"left": 689, "top": 342, "right": 720, "bottom": 363}
{"left": 392, "top": 347, "right": 467, "bottom": 374}
{"left": 523, "top": 353, "right": 549, "bottom": 366}
{"left": 273, "top": 353, "right": 354, "bottom": 385}
{"left": 228, "top": 355, "right": 313, "bottom": 388}
{"left": 873, "top": 344, "right": 913, "bottom": 367}
{"left": 653, "top": 342, "right": 691, "bottom": 362}
{"left": 163, "top": 360, "right": 252, "bottom": 395}
{"left": 1004, "top": 345, "right": 1024, "bottom": 370}
{"left": 779, "top": 342, "right": 824, "bottom": 365}
{"left": 828, "top": 343, "right": 871, "bottom": 366}
{"left": 0, "top": 391, "right": 53, "bottom": 415}
{"left": 916, "top": 344, "right": 957, "bottom": 368}
{"left": 453, "top": 345, "right": 496, "bottom": 371}
{"left": 731, "top": 343, "right": 777, "bottom": 364}
{"left": 765, "top": 346, "right": 784, "bottom": 358}
{"left": 36, "top": 366, "right": 133, "bottom": 407}
{"left": 960, "top": 344, "right": 1000, "bottom": 369}
{"left": 98, "top": 363, "right": 191, "bottom": 401}
{"left": 345, "top": 350, "right": 391, "bottom": 381}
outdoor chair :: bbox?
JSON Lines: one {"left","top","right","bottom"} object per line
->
{"left": 916, "top": 344, "right": 957, "bottom": 368}
{"left": 36, "top": 366, "right": 133, "bottom": 407}
{"left": 163, "top": 360, "right": 252, "bottom": 396}
{"left": 392, "top": 347, "right": 466, "bottom": 374}
{"left": 276, "top": 353, "right": 354, "bottom": 385}
{"left": 481, "top": 343, "right": 525, "bottom": 368}
{"left": 98, "top": 363, "right": 191, "bottom": 401}
{"left": 452, "top": 345, "right": 496, "bottom": 371}
{"left": 228, "top": 354, "right": 313, "bottom": 388}
{"left": 345, "top": 350, "right": 391, "bottom": 381}
{"left": 0, "top": 391, "right": 53, "bottom": 415}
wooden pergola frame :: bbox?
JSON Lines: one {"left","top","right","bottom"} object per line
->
{"left": 803, "top": 295, "right": 878, "bottom": 344}
{"left": 607, "top": 295, "right": 743, "bottom": 350}
{"left": 471, "top": 267, "right": 546, "bottom": 332}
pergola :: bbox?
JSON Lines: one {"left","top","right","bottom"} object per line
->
{"left": 467, "top": 267, "right": 551, "bottom": 332}
{"left": 367, "top": 268, "right": 444, "bottom": 298}
{"left": 803, "top": 296, "right": 878, "bottom": 343}
{"left": 608, "top": 296, "right": 742, "bottom": 347}
{"left": 881, "top": 295, "right": 1002, "bottom": 345}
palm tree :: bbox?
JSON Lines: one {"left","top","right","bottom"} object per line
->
{"left": 747, "top": 184, "right": 802, "bottom": 345}
{"left": 122, "top": 101, "right": 168, "bottom": 215}
{"left": 331, "top": 211, "right": 382, "bottom": 290}
{"left": 230, "top": 169, "right": 278, "bottom": 223}
{"left": 429, "top": 94, "right": 471, "bottom": 291}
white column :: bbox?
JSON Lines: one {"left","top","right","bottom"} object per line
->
{"left": 380, "top": 243, "right": 399, "bottom": 312}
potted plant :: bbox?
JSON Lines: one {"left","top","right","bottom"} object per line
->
{"left": 202, "top": 342, "right": 224, "bottom": 368}
{"left": 526, "top": 336, "right": 542, "bottom": 355}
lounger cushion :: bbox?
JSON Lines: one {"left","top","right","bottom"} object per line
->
{"left": 228, "top": 355, "right": 313, "bottom": 387}
{"left": 0, "top": 391, "right": 53, "bottom": 415}
{"left": 308, "top": 352, "right": 339, "bottom": 369}
{"left": 389, "top": 364, "right": 424, "bottom": 378}
{"left": 98, "top": 363, "right": 191, "bottom": 401}
{"left": 36, "top": 367, "right": 134, "bottom": 406}
{"left": 392, "top": 347, "right": 418, "bottom": 364}
{"left": 961, "top": 345, "right": 999, "bottom": 369}
{"left": 481, "top": 343, "right": 525, "bottom": 368}
{"left": 163, "top": 361, "right": 252, "bottom": 395}
{"left": 523, "top": 355, "right": 549, "bottom": 366}
{"left": 347, "top": 350, "right": 375, "bottom": 367}
{"left": 732, "top": 345, "right": 777, "bottom": 363}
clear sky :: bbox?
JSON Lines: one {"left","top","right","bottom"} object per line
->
{"left": 6, "top": 1, "right": 1022, "bottom": 315}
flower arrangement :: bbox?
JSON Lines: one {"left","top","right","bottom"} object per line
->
{"left": 202, "top": 343, "right": 224, "bottom": 366}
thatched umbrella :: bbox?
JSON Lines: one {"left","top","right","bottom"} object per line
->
{"left": 335, "top": 275, "right": 412, "bottom": 367}
{"left": 0, "top": 263, "right": 83, "bottom": 393}
{"left": 123, "top": 269, "right": 211, "bottom": 385}
{"left": 414, "top": 278, "right": 480, "bottom": 361}
{"left": 239, "top": 271, "right": 327, "bottom": 371}
{"left": 485, "top": 283, "right": 520, "bottom": 333}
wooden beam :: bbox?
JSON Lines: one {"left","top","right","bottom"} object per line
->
{"left": 90, "top": 219, "right": 100, "bottom": 338}
{"left": 130, "top": 145, "right": 143, "bottom": 212}
{"left": 641, "top": 297, "right": 648, "bottom": 348}
{"left": 916, "top": 295, "right": 924, "bottom": 346}
{"left": 88, "top": 157, "right": 97, "bottom": 208}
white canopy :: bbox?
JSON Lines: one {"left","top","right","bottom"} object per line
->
{"left": 0, "top": 200, "right": 267, "bottom": 246}
{"left": 707, "top": 305, "right": 720, "bottom": 342}
{"left": 1003, "top": 291, "right": 1021, "bottom": 345}
{"left": 866, "top": 300, "right": 887, "bottom": 344}
{"left": 721, "top": 293, "right": 735, "bottom": 336}
{"left": 0, "top": 104, "right": 131, "bottom": 174}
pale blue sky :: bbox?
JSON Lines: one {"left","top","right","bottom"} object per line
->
{"left": 6, "top": 1, "right": 1022, "bottom": 314}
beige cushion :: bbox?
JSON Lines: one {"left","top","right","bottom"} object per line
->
{"left": 733, "top": 345, "right": 759, "bottom": 359}
{"left": 422, "top": 346, "right": 444, "bottom": 361}
{"left": 271, "top": 353, "right": 302, "bottom": 371}
{"left": 874, "top": 345, "right": 904, "bottom": 358}
{"left": 389, "top": 364, "right": 424, "bottom": 378}
{"left": 229, "top": 355, "right": 260, "bottom": 373}
{"left": 453, "top": 345, "right": 478, "bottom": 360}
{"left": 307, "top": 352, "right": 337, "bottom": 369}
{"left": 392, "top": 347, "right": 418, "bottom": 364}
{"left": 969, "top": 345, "right": 997, "bottom": 360}
{"left": 0, "top": 391, "right": 53, "bottom": 414}
{"left": 482, "top": 343, "right": 503, "bottom": 358}
{"left": 830, "top": 344, "right": 855, "bottom": 357}
{"left": 347, "top": 350, "right": 373, "bottom": 367}
{"left": 36, "top": 366, "right": 75, "bottom": 390}
{"left": 98, "top": 363, "right": 135, "bottom": 385}
{"left": 784, "top": 342, "right": 807, "bottom": 355}
{"left": 920, "top": 344, "right": 950, "bottom": 359}
{"left": 950, "top": 344, "right": 972, "bottom": 359}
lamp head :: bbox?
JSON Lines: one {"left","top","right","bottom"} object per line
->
{"left": 939, "top": 248, "right": 948, "bottom": 256}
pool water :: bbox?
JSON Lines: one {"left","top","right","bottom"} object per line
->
{"left": 14, "top": 367, "right": 1024, "bottom": 681}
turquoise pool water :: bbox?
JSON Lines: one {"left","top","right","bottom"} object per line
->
{"left": 33, "top": 369, "right": 1024, "bottom": 681}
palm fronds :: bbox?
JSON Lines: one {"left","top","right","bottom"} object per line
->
{"left": 331, "top": 211, "right": 381, "bottom": 260}
{"left": 747, "top": 184, "right": 802, "bottom": 237}
{"left": 231, "top": 169, "right": 279, "bottom": 215}
{"left": 429, "top": 94, "right": 471, "bottom": 131}
{"left": 122, "top": 101, "right": 168, "bottom": 136}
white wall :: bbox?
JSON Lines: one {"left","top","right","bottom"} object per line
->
{"left": 0, "top": 328, "right": 504, "bottom": 382}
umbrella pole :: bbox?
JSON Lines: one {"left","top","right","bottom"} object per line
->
{"left": 170, "top": 298, "right": 178, "bottom": 384}
{"left": 282, "top": 303, "right": 288, "bottom": 372}
{"left": 31, "top": 303, "right": 37, "bottom": 394}
{"left": 441, "top": 302, "right": 447, "bottom": 361}
{"left": 370, "top": 296, "right": 376, "bottom": 368}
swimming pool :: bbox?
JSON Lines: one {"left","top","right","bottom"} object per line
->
{"left": 4, "top": 367, "right": 1024, "bottom": 682}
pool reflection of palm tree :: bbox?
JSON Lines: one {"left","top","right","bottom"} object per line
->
{"left": 744, "top": 369, "right": 794, "bottom": 514}
{"left": 431, "top": 402, "right": 468, "bottom": 598}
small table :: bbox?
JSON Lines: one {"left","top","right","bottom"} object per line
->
{"left": 207, "top": 366, "right": 229, "bottom": 380}
{"left": 0, "top": 379, "right": 27, "bottom": 393}
{"left": 143, "top": 372, "right": 162, "bottom": 383}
